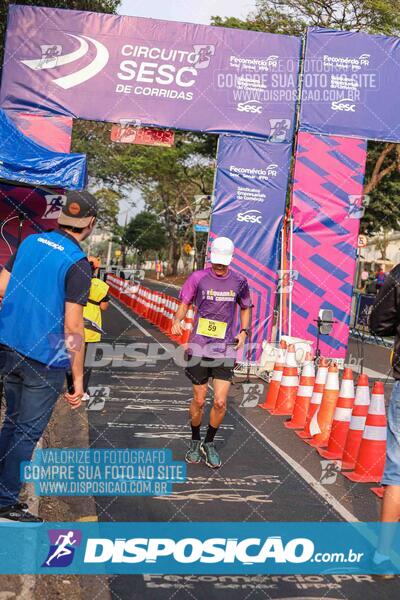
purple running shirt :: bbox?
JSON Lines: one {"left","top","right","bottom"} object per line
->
{"left": 179, "top": 267, "right": 251, "bottom": 358}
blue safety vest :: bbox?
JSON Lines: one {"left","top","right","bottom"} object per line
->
{"left": 0, "top": 230, "right": 85, "bottom": 368}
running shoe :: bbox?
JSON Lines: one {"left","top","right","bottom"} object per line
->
{"left": 200, "top": 441, "right": 221, "bottom": 469}
{"left": 0, "top": 504, "right": 43, "bottom": 523}
{"left": 185, "top": 440, "right": 202, "bottom": 464}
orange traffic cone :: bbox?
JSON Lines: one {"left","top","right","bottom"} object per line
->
{"left": 318, "top": 368, "right": 355, "bottom": 460}
{"left": 343, "top": 381, "right": 386, "bottom": 483}
{"left": 259, "top": 341, "right": 287, "bottom": 411}
{"left": 285, "top": 352, "right": 315, "bottom": 429}
{"left": 162, "top": 297, "right": 173, "bottom": 333}
{"left": 272, "top": 345, "right": 299, "bottom": 416}
{"left": 296, "top": 357, "right": 329, "bottom": 439}
{"left": 340, "top": 373, "right": 370, "bottom": 470}
{"left": 181, "top": 307, "right": 195, "bottom": 345}
{"left": 371, "top": 487, "right": 385, "bottom": 499}
{"left": 307, "top": 363, "right": 340, "bottom": 447}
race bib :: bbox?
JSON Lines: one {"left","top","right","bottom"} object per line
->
{"left": 196, "top": 317, "right": 227, "bottom": 339}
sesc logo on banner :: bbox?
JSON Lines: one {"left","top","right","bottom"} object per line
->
{"left": 236, "top": 210, "right": 263, "bottom": 224}
{"left": 236, "top": 100, "right": 263, "bottom": 114}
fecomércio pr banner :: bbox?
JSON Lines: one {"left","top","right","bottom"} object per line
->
{"left": 291, "top": 132, "right": 367, "bottom": 359}
{"left": 209, "top": 135, "right": 291, "bottom": 356}
{"left": 0, "top": 5, "right": 300, "bottom": 139}
{"left": 300, "top": 26, "right": 400, "bottom": 142}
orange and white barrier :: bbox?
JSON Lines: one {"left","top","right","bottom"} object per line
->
{"left": 259, "top": 341, "right": 287, "bottom": 411}
{"left": 307, "top": 363, "right": 340, "bottom": 448}
{"left": 272, "top": 344, "right": 299, "bottom": 416}
{"left": 318, "top": 368, "right": 355, "bottom": 460}
{"left": 107, "top": 275, "right": 194, "bottom": 345}
{"left": 344, "top": 381, "right": 387, "bottom": 483}
{"left": 181, "top": 307, "right": 195, "bottom": 345}
{"left": 285, "top": 351, "right": 315, "bottom": 429}
{"left": 340, "top": 373, "right": 370, "bottom": 470}
{"left": 371, "top": 486, "right": 385, "bottom": 499}
{"left": 296, "top": 357, "right": 329, "bottom": 440}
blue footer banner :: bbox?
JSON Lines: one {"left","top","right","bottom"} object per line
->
{"left": 1, "top": 522, "right": 399, "bottom": 574}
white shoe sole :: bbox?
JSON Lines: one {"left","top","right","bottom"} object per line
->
{"left": 0, "top": 517, "right": 42, "bottom": 524}
{"left": 200, "top": 445, "right": 221, "bottom": 469}
{"left": 185, "top": 455, "right": 201, "bottom": 464}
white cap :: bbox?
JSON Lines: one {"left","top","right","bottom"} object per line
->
{"left": 210, "top": 237, "right": 234, "bottom": 265}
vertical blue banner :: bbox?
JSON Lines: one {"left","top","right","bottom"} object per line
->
{"left": 209, "top": 136, "right": 291, "bottom": 355}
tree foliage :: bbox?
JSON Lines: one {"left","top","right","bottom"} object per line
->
{"left": 92, "top": 187, "right": 120, "bottom": 232}
{"left": 124, "top": 211, "right": 166, "bottom": 254}
{"left": 74, "top": 127, "right": 215, "bottom": 272}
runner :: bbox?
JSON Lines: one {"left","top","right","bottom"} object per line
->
{"left": 171, "top": 237, "right": 251, "bottom": 469}
{"left": 45, "top": 531, "right": 77, "bottom": 566}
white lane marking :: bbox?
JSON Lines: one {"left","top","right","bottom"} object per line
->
{"left": 206, "top": 383, "right": 359, "bottom": 522}
{"left": 145, "top": 278, "right": 181, "bottom": 291}
{"left": 239, "top": 413, "right": 359, "bottom": 523}
{"left": 110, "top": 298, "right": 151, "bottom": 337}
{"left": 208, "top": 384, "right": 359, "bottom": 522}
{"left": 110, "top": 299, "right": 172, "bottom": 352}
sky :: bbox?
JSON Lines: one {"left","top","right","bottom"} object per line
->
{"left": 119, "top": 0, "right": 256, "bottom": 25}
{"left": 116, "top": 0, "right": 256, "bottom": 224}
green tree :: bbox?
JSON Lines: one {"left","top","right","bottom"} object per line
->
{"left": 93, "top": 187, "right": 120, "bottom": 231}
{"left": 361, "top": 142, "right": 400, "bottom": 236}
{"left": 75, "top": 128, "right": 215, "bottom": 274}
{"left": 252, "top": 0, "right": 400, "bottom": 33}
{"left": 125, "top": 211, "right": 166, "bottom": 258}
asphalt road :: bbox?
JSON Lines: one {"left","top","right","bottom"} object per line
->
{"left": 83, "top": 288, "right": 400, "bottom": 600}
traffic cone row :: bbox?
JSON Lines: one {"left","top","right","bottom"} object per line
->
{"left": 107, "top": 274, "right": 195, "bottom": 345}
{"left": 258, "top": 344, "right": 388, "bottom": 495}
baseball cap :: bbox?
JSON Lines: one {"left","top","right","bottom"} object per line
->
{"left": 210, "top": 237, "right": 234, "bottom": 265}
{"left": 58, "top": 191, "right": 98, "bottom": 228}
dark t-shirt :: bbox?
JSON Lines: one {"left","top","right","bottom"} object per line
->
{"left": 5, "top": 229, "right": 91, "bottom": 306}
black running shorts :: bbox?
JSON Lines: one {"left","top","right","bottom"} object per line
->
{"left": 184, "top": 356, "right": 235, "bottom": 386}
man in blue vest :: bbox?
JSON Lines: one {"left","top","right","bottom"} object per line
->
{"left": 0, "top": 192, "right": 97, "bottom": 523}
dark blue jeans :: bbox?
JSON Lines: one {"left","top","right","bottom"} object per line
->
{"left": 0, "top": 346, "right": 66, "bottom": 507}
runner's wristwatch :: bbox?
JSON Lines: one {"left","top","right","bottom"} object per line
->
{"left": 240, "top": 328, "right": 249, "bottom": 336}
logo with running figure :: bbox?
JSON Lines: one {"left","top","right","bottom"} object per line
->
{"left": 21, "top": 33, "right": 109, "bottom": 89}
{"left": 42, "top": 529, "right": 82, "bottom": 567}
